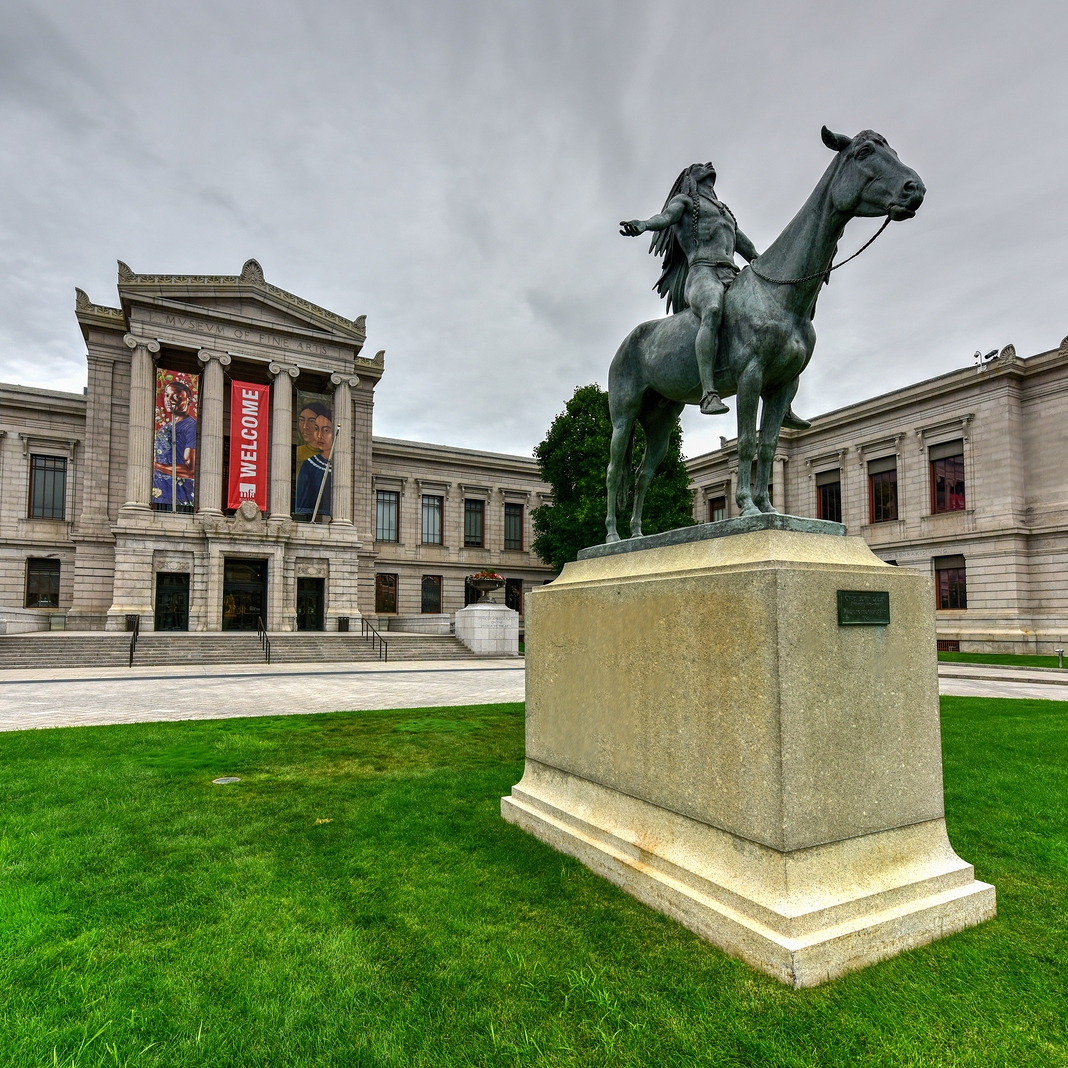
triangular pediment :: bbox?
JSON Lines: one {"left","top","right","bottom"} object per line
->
{"left": 115, "top": 259, "right": 367, "bottom": 343}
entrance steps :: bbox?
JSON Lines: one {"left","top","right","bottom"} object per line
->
{"left": 0, "top": 630, "right": 480, "bottom": 670}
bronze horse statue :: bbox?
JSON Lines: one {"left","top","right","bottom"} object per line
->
{"left": 605, "top": 127, "right": 925, "bottom": 541}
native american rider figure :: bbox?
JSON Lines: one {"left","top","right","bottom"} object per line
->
{"left": 620, "top": 162, "right": 808, "bottom": 428}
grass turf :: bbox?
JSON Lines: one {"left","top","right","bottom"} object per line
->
{"left": 1, "top": 697, "right": 1066, "bottom": 1067}
{"left": 938, "top": 651, "right": 1066, "bottom": 669}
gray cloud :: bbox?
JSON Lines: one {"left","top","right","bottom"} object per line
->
{"left": 1, "top": 0, "right": 1065, "bottom": 458}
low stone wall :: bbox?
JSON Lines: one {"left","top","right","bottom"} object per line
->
{"left": 376, "top": 614, "right": 453, "bottom": 635}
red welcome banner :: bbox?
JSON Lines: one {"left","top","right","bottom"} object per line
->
{"left": 227, "top": 380, "right": 271, "bottom": 511}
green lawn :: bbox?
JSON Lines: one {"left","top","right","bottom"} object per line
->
{"left": 1, "top": 698, "right": 1066, "bottom": 1067}
{"left": 939, "top": 651, "right": 1066, "bottom": 669}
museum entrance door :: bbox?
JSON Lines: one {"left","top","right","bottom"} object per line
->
{"left": 155, "top": 572, "right": 189, "bottom": 631}
{"left": 296, "top": 578, "right": 324, "bottom": 631}
{"left": 222, "top": 558, "right": 267, "bottom": 631}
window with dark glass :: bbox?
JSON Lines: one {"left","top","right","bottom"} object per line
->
{"left": 376, "top": 490, "right": 399, "bottom": 541}
{"left": 708, "top": 496, "right": 727, "bottom": 522}
{"left": 934, "top": 555, "right": 967, "bottom": 610}
{"left": 464, "top": 499, "right": 484, "bottom": 547}
{"left": 421, "top": 574, "right": 442, "bottom": 613}
{"left": 29, "top": 455, "right": 66, "bottom": 520}
{"left": 815, "top": 468, "right": 842, "bottom": 523}
{"left": 504, "top": 503, "right": 523, "bottom": 550}
{"left": 421, "top": 495, "right": 443, "bottom": 544}
{"left": 867, "top": 456, "right": 898, "bottom": 523}
{"left": 25, "top": 557, "right": 60, "bottom": 608}
{"left": 505, "top": 578, "right": 523, "bottom": 613}
{"left": 929, "top": 439, "right": 965, "bottom": 514}
{"left": 375, "top": 573, "right": 398, "bottom": 614}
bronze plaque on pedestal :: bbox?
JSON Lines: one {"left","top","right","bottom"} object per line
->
{"left": 837, "top": 589, "right": 890, "bottom": 626}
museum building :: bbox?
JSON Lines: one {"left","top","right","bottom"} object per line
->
{"left": 686, "top": 339, "right": 1068, "bottom": 653}
{"left": 0, "top": 260, "right": 554, "bottom": 633}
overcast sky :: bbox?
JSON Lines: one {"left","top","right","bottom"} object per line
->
{"left": 1, "top": 1, "right": 1066, "bottom": 458}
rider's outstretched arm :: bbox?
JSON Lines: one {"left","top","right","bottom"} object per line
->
{"left": 735, "top": 229, "right": 760, "bottom": 263}
{"left": 619, "top": 197, "right": 686, "bottom": 236}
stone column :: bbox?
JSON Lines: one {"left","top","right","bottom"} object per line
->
{"left": 196, "top": 349, "right": 231, "bottom": 516}
{"left": 328, "top": 373, "right": 360, "bottom": 526}
{"left": 773, "top": 456, "right": 786, "bottom": 512}
{"left": 122, "top": 334, "right": 160, "bottom": 510}
{"left": 268, "top": 362, "right": 300, "bottom": 518}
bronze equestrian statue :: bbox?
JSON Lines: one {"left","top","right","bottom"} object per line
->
{"left": 606, "top": 126, "right": 925, "bottom": 542}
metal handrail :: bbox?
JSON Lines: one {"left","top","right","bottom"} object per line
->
{"left": 256, "top": 616, "right": 271, "bottom": 665}
{"left": 128, "top": 615, "right": 140, "bottom": 668}
{"left": 361, "top": 617, "right": 389, "bottom": 662}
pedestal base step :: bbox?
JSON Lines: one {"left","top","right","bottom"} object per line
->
{"left": 502, "top": 776, "right": 995, "bottom": 988}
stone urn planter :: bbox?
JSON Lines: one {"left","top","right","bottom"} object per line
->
{"left": 467, "top": 573, "right": 504, "bottom": 603}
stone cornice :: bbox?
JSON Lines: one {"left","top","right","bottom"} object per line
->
{"left": 75, "top": 288, "right": 127, "bottom": 331}
{"left": 115, "top": 258, "right": 367, "bottom": 343}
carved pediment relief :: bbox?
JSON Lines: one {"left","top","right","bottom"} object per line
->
{"left": 115, "top": 258, "right": 367, "bottom": 342}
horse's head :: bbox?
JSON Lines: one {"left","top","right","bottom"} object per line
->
{"left": 821, "top": 126, "right": 925, "bottom": 221}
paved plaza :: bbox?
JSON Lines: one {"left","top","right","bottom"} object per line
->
{"left": 0, "top": 659, "right": 1064, "bottom": 733}
{"left": 0, "top": 660, "right": 526, "bottom": 732}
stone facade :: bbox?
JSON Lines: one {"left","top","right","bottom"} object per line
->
{"left": 3, "top": 259, "right": 1064, "bottom": 650}
{"left": 0, "top": 259, "right": 553, "bottom": 633}
{"left": 686, "top": 341, "right": 1068, "bottom": 653}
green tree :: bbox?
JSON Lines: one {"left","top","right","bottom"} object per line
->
{"left": 531, "top": 384, "right": 694, "bottom": 571}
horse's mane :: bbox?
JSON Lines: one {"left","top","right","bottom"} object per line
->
{"left": 649, "top": 164, "right": 708, "bottom": 314}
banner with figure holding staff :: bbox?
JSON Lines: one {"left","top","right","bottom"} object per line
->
{"left": 292, "top": 390, "right": 333, "bottom": 520}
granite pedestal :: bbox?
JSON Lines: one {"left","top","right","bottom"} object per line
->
{"left": 454, "top": 603, "right": 520, "bottom": 657}
{"left": 501, "top": 516, "right": 995, "bottom": 987}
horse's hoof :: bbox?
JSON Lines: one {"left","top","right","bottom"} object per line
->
{"left": 739, "top": 505, "right": 762, "bottom": 517}
{"left": 606, "top": 532, "right": 621, "bottom": 543}
{"left": 759, "top": 505, "right": 780, "bottom": 515}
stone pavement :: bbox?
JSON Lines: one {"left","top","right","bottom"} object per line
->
{"left": 0, "top": 659, "right": 1064, "bottom": 734}
{"left": 0, "top": 659, "right": 525, "bottom": 732}
{"left": 937, "top": 661, "right": 1068, "bottom": 702}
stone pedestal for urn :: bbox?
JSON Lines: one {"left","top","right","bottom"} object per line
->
{"left": 455, "top": 603, "right": 519, "bottom": 657}
{"left": 501, "top": 515, "right": 995, "bottom": 987}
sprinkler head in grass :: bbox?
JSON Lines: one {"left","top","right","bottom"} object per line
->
{"left": 212, "top": 777, "right": 241, "bottom": 785}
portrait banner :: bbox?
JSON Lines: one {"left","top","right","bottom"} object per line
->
{"left": 293, "top": 390, "right": 334, "bottom": 519}
{"left": 152, "top": 368, "right": 200, "bottom": 512}
{"left": 227, "top": 380, "right": 271, "bottom": 510}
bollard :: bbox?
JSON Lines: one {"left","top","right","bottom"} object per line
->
{"left": 1057, "top": 648, "right": 1065, "bottom": 670}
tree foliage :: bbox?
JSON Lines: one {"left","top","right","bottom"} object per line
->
{"left": 531, "top": 384, "right": 694, "bottom": 571}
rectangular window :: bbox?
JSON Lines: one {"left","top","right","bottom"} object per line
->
{"left": 464, "top": 499, "right": 485, "bottom": 547}
{"left": 505, "top": 578, "right": 523, "bottom": 613}
{"left": 867, "top": 456, "right": 898, "bottom": 523}
{"left": 376, "top": 490, "right": 399, "bottom": 542}
{"left": 375, "top": 573, "right": 398, "bottom": 614}
{"left": 708, "top": 496, "right": 727, "bottom": 523}
{"left": 421, "top": 495, "right": 443, "bottom": 544}
{"left": 25, "top": 557, "right": 60, "bottom": 608}
{"left": 504, "top": 503, "right": 524, "bottom": 550}
{"left": 934, "top": 555, "right": 967, "bottom": 610}
{"left": 815, "top": 469, "right": 842, "bottom": 523}
{"left": 29, "top": 455, "right": 66, "bottom": 520}
{"left": 421, "top": 574, "right": 442, "bottom": 613}
{"left": 930, "top": 440, "right": 965, "bottom": 514}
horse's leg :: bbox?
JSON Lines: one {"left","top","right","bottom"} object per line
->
{"left": 734, "top": 363, "right": 762, "bottom": 517}
{"left": 631, "top": 395, "right": 684, "bottom": 537}
{"left": 753, "top": 378, "right": 798, "bottom": 514}
{"left": 606, "top": 394, "right": 640, "bottom": 544}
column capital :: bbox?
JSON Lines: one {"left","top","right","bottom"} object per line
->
{"left": 123, "top": 334, "right": 160, "bottom": 355}
{"left": 329, "top": 372, "right": 360, "bottom": 390}
{"left": 197, "top": 349, "right": 232, "bottom": 367}
{"left": 268, "top": 361, "right": 300, "bottom": 379}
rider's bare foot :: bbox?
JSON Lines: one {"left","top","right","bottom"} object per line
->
{"left": 781, "top": 407, "right": 811, "bottom": 430}
{"left": 700, "top": 390, "right": 730, "bottom": 416}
